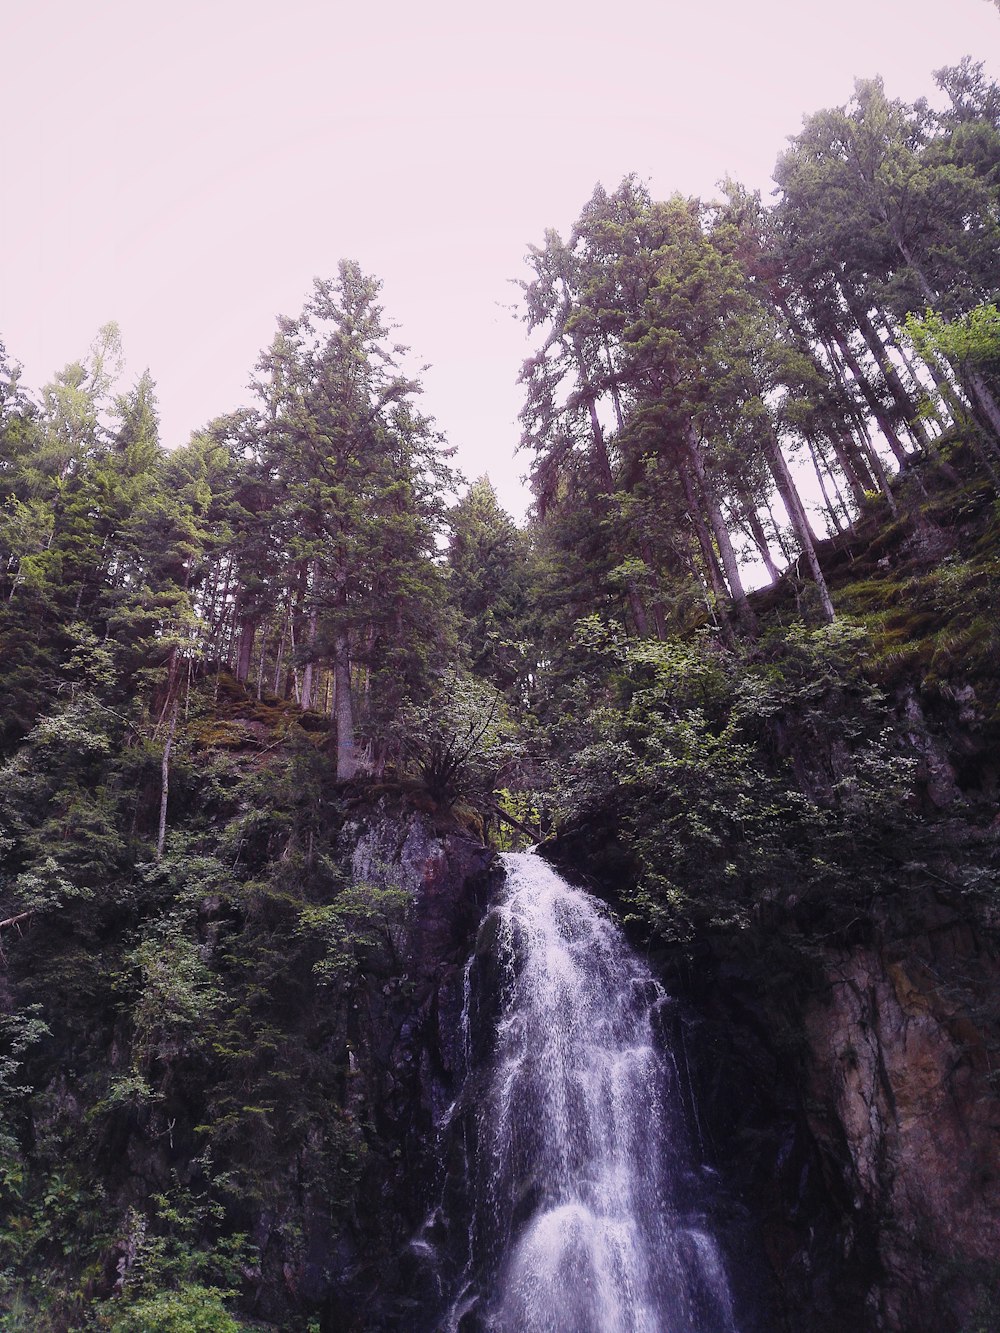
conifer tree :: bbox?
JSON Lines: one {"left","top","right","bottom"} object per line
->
{"left": 244, "top": 263, "right": 455, "bottom": 777}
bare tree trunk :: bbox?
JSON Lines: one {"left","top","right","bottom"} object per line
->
{"left": 828, "top": 323, "right": 910, "bottom": 466}
{"left": 874, "top": 303, "right": 948, "bottom": 429}
{"left": 860, "top": 308, "right": 958, "bottom": 481}
{"left": 157, "top": 694, "right": 179, "bottom": 861}
{"left": 678, "top": 463, "right": 734, "bottom": 645}
{"left": 741, "top": 501, "right": 782, "bottom": 582}
{"left": 256, "top": 631, "right": 267, "bottom": 700}
{"left": 816, "top": 436, "right": 853, "bottom": 526}
{"left": 764, "top": 496, "right": 795, "bottom": 563}
{"left": 235, "top": 617, "right": 256, "bottom": 685}
{"left": 892, "top": 233, "right": 1000, "bottom": 453}
{"left": 685, "top": 424, "right": 755, "bottom": 634}
{"left": 814, "top": 335, "right": 882, "bottom": 497}
{"left": 300, "top": 610, "right": 319, "bottom": 710}
{"left": 923, "top": 349, "right": 972, "bottom": 431}
{"left": 967, "top": 366, "right": 1000, "bottom": 444}
{"left": 603, "top": 333, "right": 626, "bottom": 435}
{"left": 804, "top": 433, "right": 845, "bottom": 533}
{"left": 272, "top": 608, "right": 288, "bottom": 696}
{"left": 819, "top": 335, "right": 899, "bottom": 514}
{"left": 201, "top": 558, "right": 222, "bottom": 654}
{"left": 287, "top": 613, "right": 299, "bottom": 703}
{"left": 826, "top": 427, "right": 871, "bottom": 509}
{"left": 781, "top": 295, "right": 883, "bottom": 498}
{"left": 839, "top": 278, "right": 930, "bottom": 452}
{"left": 215, "top": 557, "right": 235, "bottom": 666}
{"left": 286, "top": 562, "right": 309, "bottom": 702}
{"left": 764, "top": 434, "right": 835, "bottom": 623}
{"left": 334, "top": 633, "right": 357, "bottom": 781}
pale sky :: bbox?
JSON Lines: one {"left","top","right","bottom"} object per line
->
{"left": 2, "top": 0, "right": 997, "bottom": 518}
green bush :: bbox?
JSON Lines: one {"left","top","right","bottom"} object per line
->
{"left": 104, "top": 1282, "right": 245, "bottom": 1332}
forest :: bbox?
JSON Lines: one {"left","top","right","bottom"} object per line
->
{"left": 0, "top": 57, "right": 999, "bottom": 1332}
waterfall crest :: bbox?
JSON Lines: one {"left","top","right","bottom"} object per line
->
{"left": 438, "top": 850, "right": 740, "bottom": 1332}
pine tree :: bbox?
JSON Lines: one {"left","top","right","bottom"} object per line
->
{"left": 245, "top": 263, "right": 456, "bottom": 778}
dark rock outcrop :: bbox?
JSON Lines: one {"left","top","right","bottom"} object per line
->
{"left": 318, "top": 803, "right": 500, "bottom": 1330}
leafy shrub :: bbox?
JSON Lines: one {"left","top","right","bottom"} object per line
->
{"left": 103, "top": 1282, "right": 245, "bottom": 1332}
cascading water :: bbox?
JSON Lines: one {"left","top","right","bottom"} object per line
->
{"left": 428, "top": 851, "right": 741, "bottom": 1332}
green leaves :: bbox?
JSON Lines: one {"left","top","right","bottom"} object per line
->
{"left": 447, "top": 477, "right": 533, "bottom": 693}
{"left": 553, "top": 620, "right": 933, "bottom": 944}
{"left": 238, "top": 263, "right": 458, "bottom": 770}
{"left": 298, "top": 881, "right": 408, "bottom": 984}
{"left": 905, "top": 303, "right": 1000, "bottom": 369}
{"left": 122, "top": 918, "right": 224, "bottom": 1067}
{"left": 396, "top": 667, "right": 517, "bottom": 804}
{"left": 103, "top": 1284, "right": 247, "bottom": 1333}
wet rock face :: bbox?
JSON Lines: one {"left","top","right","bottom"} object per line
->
{"left": 678, "top": 916, "right": 1000, "bottom": 1333}
{"left": 326, "top": 806, "right": 501, "bottom": 1330}
{"left": 350, "top": 809, "right": 500, "bottom": 1142}
{"left": 803, "top": 930, "right": 1000, "bottom": 1331}
{"left": 351, "top": 811, "right": 497, "bottom": 975}
{"left": 899, "top": 686, "right": 965, "bottom": 810}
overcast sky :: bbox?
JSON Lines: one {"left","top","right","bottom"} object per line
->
{"left": 3, "top": 0, "right": 997, "bottom": 517}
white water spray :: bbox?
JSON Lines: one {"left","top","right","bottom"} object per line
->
{"left": 442, "top": 851, "right": 739, "bottom": 1332}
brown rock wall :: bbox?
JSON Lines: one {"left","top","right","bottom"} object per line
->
{"left": 803, "top": 935, "right": 1000, "bottom": 1328}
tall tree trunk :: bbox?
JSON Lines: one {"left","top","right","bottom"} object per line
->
{"left": 863, "top": 307, "right": 959, "bottom": 481}
{"left": 827, "top": 426, "right": 873, "bottom": 508}
{"left": 300, "top": 606, "right": 319, "bottom": 710}
{"left": 781, "top": 294, "right": 885, "bottom": 495}
{"left": 678, "top": 461, "right": 734, "bottom": 644}
{"left": 740, "top": 500, "right": 782, "bottom": 582}
{"left": 157, "top": 700, "right": 177, "bottom": 861}
{"left": 815, "top": 435, "right": 853, "bottom": 526}
{"left": 156, "top": 652, "right": 180, "bottom": 861}
{"left": 215, "top": 557, "right": 235, "bottom": 666}
{"left": 286, "top": 613, "right": 299, "bottom": 702}
{"left": 828, "top": 323, "right": 910, "bottom": 465}
{"left": 804, "top": 433, "right": 845, "bottom": 532}
{"left": 256, "top": 633, "right": 267, "bottom": 700}
{"left": 568, "top": 321, "right": 651, "bottom": 637}
{"left": 603, "top": 333, "right": 626, "bottom": 435}
{"left": 764, "top": 495, "right": 795, "bottom": 562}
{"left": 684, "top": 424, "right": 755, "bottom": 635}
{"left": 297, "top": 561, "right": 320, "bottom": 709}
{"left": 272, "top": 607, "right": 288, "bottom": 696}
{"left": 586, "top": 393, "right": 650, "bottom": 636}
{"left": 839, "top": 278, "right": 930, "bottom": 451}
{"left": 966, "top": 366, "right": 1000, "bottom": 444}
{"left": 764, "top": 434, "right": 835, "bottom": 623}
{"left": 235, "top": 617, "right": 256, "bottom": 685}
{"left": 892, "top": 232, "right": 1000, "bottom": 452}
{"left": 333, "top": 633, "right": 357, "bottom": 781}
{"left": 920, "top": 347, "right": 971, "bottom": 432}
{"left": 819, "top": 335, "right": 899, "bottom": 513}
{"left": 858, "top": 426, "right": 899, "bottom": 518}
{"left": 874, "top": 302, "right": 949, "bottom": 429}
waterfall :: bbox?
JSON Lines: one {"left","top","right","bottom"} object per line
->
{"left": 433, "top": 850, "right": 741, "bottom": 1332}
